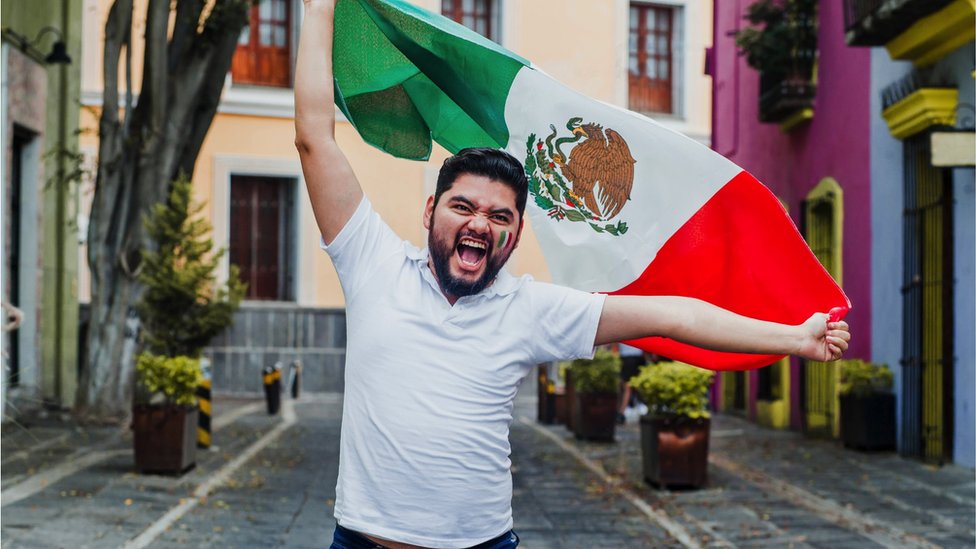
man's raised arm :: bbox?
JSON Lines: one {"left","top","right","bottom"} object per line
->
{"left": 595, "top": 296, "right": 851, "bottom": 363}
{"left": 295, "top": 0, "right": 364, "bottom": 245}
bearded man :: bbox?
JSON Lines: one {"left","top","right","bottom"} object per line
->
{"left": 295, "top": 2, "right": 851, "bottom": 548}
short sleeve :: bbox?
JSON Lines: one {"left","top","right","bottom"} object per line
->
{"left": 321, "top": 196, "right": 404, "bottom": 300}
{"left": 522, "top": 282, "right": 607, "bottom": 364}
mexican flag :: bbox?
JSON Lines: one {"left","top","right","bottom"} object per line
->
{"left": 332, "top": 0, "right": 850, "bottom": 370}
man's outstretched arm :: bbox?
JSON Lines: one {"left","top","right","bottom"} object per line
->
{"left": 295, "top": 0, "right": 363, "bottom": 245}
{"left": 595, "top": 296, "right": 851, "bottom": 362}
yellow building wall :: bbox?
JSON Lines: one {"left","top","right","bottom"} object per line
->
{"left": 78, "top": 0, "right": 711, "bottom": 308}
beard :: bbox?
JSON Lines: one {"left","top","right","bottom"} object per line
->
{"left": 428, "top": 217, "right": 512, "bottom": 299}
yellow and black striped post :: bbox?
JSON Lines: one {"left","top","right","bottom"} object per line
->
{"left": 263, "top": 362, "right": 282, "bottom": 415}
{"left": 197, "top": 356, "right": 212, "bottom": 449}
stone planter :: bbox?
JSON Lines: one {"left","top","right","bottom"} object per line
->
{"left": 840, "top": 393, "right": 896, "bottom": 451}
{"left": 133, "top": 405, "right": 198, "bottom": 474}
{"left": 640, "top": 415, "right": 709, "bottom": 488}
{"left": 573, "top": 392, "right": 617, "bottom": 442}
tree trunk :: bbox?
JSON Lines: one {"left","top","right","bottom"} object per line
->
{"left": 76, "top": 0, "right": 250, "bottom": 420}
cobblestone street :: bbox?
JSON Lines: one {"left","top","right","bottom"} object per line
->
{"left": 1, "top": 388, "right": 973, "bottom": 548}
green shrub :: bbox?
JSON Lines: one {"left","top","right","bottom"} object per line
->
{"left": 137, "top": 176, "right": 246, "bottom": 359}
{"left": 630, "top": 361, "right": 715, "bottom": 419}
{"left": 570, "top": 348, "right": 620, "bottom": 394}
{"left": 733, "top": 0, "right": 817, "bottom": 81}
{"left": 839, "top": 359, "right": 893, "bottom": 397}
{"left": 135, "top": 353, "right": 202, "bottom": 406}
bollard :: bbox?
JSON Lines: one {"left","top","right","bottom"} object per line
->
{"left": 263, "top": 362, "right": 282, "bottom": 415}
{"left": 287, "top": 359, "right": 302, "bottom": 399}
{"left": 197, "top": 356, "right": 212, "bottom": 449}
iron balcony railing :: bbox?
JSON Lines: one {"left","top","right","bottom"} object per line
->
{"left": 758, "top": 57, "right": 817, "bottom": 125}
{"left": 844, "top": 0, "right": 954, "bottom": 46}
{"left": 880, "top": 68, "right": 954, "bottom": 111}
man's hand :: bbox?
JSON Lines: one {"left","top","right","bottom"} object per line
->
{"left": 795, "top": 313, "right": 851, "bottom": 362}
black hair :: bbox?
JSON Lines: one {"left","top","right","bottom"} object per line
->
{"left": 433, "top": 148, "right": 528, "bottom": 217}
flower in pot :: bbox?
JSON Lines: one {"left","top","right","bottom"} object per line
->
{"left": 132, "top": 177, "right": 245, "bottom": 474}
{"left": 838, "top": 359, "right": 896, "bottom": 451}
{"left": 569, "top": 348, "right": 620, "bottom": 442}
{"left": 630, "top": 361, "right": 715, "bottom": 489}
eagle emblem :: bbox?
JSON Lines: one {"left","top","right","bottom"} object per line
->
{"left": 524, "top": 117, "right": 636, "bottom": 236}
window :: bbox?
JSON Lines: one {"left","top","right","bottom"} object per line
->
{"left": 629, "top": 3, "right": 674, "bottom": 114}
{"left": 229, "top": 175, "right": 296, "bottom": 300}
{"left": 441, "top": 0, "right": 500, "bottom": 42}
{"left": 232, "top": 0, "right": 292, "bottom": 87}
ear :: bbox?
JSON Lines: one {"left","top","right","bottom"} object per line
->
{"left": 423, "top": 195, "right": 435, "bottom": 230}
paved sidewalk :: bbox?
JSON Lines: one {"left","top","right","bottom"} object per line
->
{"left": 1, "top": 390, "right": 973, "bottom": 548}
{"left": 525, "top": 395, "right": 975, "bottom": 549}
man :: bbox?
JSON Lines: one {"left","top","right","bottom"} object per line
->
{"left": 616, "top": 343, "right": 647, "bottom": 424}
{"left": 295, "top": 2, "right": 851, "bottom": 548}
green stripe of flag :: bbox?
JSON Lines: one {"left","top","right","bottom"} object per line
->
{"left": 333, "top": 0, "right": 529, "bottom": 160}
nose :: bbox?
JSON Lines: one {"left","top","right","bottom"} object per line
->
{"left": 467, "top": 214, "right": 490, "bottom": 233}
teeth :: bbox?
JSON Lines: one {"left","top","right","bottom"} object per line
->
{"left": 459, "top": 238, "right": 486, "bottom": 250}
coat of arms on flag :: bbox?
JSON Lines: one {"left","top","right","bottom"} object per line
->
{"left": 524, "top": 117, "right": 635, "bottom": 236}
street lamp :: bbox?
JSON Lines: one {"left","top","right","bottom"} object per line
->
{"left": 2, "top": 25, "right": 72, "bottom": 65}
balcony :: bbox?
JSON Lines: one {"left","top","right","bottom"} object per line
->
{"left": 881, "top": 70, "right": 957, "bottom": 139}
{"left": 759, "top": 71, "right": 816, "bottom": 130}
{"left": 844, "top": 0, "right": 954, "bottom": 45}
{"left": 845, "top": 0, "right": 975, "bottom": 66}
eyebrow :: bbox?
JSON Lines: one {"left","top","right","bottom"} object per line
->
{"left": 447, "top": 196, "right": 515, "bottom": 219}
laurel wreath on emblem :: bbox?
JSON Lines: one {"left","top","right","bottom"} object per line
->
{"left": 523, "top": 117, "right": 636, "bottom": 236}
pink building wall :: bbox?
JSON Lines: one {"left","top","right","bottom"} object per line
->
{"left": 711, "top": 0, "right": 872, "bottom": 429}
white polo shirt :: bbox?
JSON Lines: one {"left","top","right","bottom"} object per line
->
{"left": 323, "top": 197, "right": 605, "bottom": 548}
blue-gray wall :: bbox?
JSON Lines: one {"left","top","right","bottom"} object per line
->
{"left": 946, "top": 45, "right": 975, "bottom": 468}
{"left": 870, "top": 47, "right": 912, "bottom": 450}
{"left": 871, "top": 43, "right": 975, "bottom": 467}
{"left": 205, "top": 305, "right": 347, "bottom": 395}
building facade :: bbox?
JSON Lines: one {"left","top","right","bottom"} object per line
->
{"left": 845, "top": 0, "right": 974, "bottom": 467}
{"left": 77, "top": 0, "right": 714, "bottom": 394}
{"left": 2, "top": 0, "right": 84, "bottom": 415}
{"left": 711, "top": 0, "right": 974, "bottom": 467}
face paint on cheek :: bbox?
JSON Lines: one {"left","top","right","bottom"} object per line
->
{"left": 497, "top": 230, "right": 513, "bottom": 252}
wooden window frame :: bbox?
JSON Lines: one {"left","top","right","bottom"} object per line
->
{"left": 441, "top": 0, "right": 499, "bottom": 42}
{"left": 629, "top": 3, "right": 675, "bottom": 114}
{"left": 231, "top": 0, "right": 293, "bottom": 88}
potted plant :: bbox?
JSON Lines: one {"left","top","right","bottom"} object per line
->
{"left": 133, "top": 177, "right": 245, "bottom": 474}
{"left": 570, "top": 349, "right": 620, "bottom": 442}
{"left": 733, "top": 0, "right": 818, "bottom": 123}
{"left": 630, "top": 361, "right": 715, "bottom": 488}
{"left": 839, "top": 359, "right": 896, "bottom": 451}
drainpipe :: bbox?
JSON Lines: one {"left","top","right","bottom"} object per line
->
{"left": 53, "top": 0, "right": 70, "bottom": 406}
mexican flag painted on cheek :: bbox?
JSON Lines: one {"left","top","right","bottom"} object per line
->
{"left": 331, "top": 0, "right": 851, "bottom": 371}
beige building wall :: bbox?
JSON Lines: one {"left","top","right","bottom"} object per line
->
{"left": 78, "top": 0, "right": 712, "bottom": 308}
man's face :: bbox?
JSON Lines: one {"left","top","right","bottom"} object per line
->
{"left": 424, "top": 174, "right": 523, "bottom": 301}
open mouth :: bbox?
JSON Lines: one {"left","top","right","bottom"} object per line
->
{"left": 455, "top": 236, "right": 489, "bottom": 272}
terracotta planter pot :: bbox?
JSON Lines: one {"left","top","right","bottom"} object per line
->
{"left": 133, "top": 405, "right": 198, "bottom": 474}
{"left": 840, "top": 393, "right": 896, "bottom": 451}
{"left": 640, "top": 415, "right": 709, "bottom": 488}
{"left": 573, "top": 392, "right": 617, "bottom": 442}
{"left": 554, "top": 390, "right": 568, "bottom": 425}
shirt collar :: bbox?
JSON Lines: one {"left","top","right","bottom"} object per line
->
{"left": 406, "top": 245, "right": 523, "bottom": 298}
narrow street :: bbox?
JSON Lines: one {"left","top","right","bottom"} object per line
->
{"left": 1, "top": 388, "right": 973, "bottom": 548}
